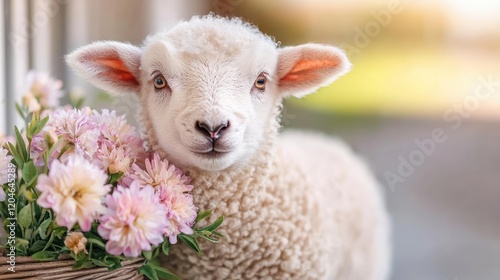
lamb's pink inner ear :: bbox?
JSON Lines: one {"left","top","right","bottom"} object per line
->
{"left": 277, "top": 44, "right": 350, "bottom": 98}
{"left": 92, "top": 57, "right": 139, "bottom": 86}
{"left": 279, "top": 58, "right": 340, "bottom": 84}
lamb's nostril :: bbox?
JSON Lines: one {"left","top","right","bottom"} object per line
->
{"left": 195, "top": 121, "right": 230, "bottom": 141}
{"left": 196, "top": 121, "right": 211, "bottom": 139}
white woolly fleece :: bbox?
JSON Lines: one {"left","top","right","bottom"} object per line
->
{"left": 66, "top": 14, "right": 391, "bottom": 280}
{"left": 160, "top": 115, "right": 391, "bottom": 280}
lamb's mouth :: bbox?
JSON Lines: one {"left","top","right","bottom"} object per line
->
{"left": 193, "top": 150, "right": 229, "bottom": 159}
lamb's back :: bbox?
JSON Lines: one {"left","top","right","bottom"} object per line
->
{"left": 276, "top": 130, "right": 391, "bottom": 280}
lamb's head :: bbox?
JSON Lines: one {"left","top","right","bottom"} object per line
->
{"left": 66, "top": 15, "right": 351, "bottom": 172}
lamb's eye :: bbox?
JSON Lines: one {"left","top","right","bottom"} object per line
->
{"left": 254, "top": 74, "right": 267, "bottom": 90}
{"left": 154, "top": 74, "right": 167, "bottom": 90}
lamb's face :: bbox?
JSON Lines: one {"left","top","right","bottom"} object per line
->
{"left": 140, "top": 40, "right": 279, "bottom": 171}
{"left": 66, "top": 16, "right": 351, "bottom": 172}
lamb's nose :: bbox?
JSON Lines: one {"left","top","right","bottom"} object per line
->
{"left": 196, "top": 121, "right": 230, "bottom": 141}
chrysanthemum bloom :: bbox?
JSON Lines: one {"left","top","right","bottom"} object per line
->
{"left": 64, "top": 231, "right": 88, "bottom": 254}
{"left": 36, "top": 153, "right": 110, "bottom": 231}
{"left": 98, "top": 182, "right": 169, "bottom": 257}
{"left": 93, "top": 110, "right": 144, "bottom": 174}
{"left": 49, "top": 108, "right": 100, "bottom": 157}
{"left": 31, "top": 108, "right": 101, "bottom": 166}
{"left": 94, "top": 110, "right": 142, "bottom": 149}
{"left": 96, "top": 144, "right": 133, "bottom": 174}
{"left": 123, "top": 153, "right": 192, "bottom": 192}
{"left": 24, "top": 70, "right": 63, "bottom": 109}
{"left": 156, "top": 184, "right": 197, "bottom": 244}
{"left": 0, "top": 147, "right": 13, "bottom": 186}
{"left": 122, "top": 153, "right": 197, "bottom": 243}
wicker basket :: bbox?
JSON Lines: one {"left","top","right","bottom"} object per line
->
{"left": 0, "top": 253, "right": 144, "bottom": 280}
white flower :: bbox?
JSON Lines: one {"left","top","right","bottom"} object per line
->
{"left": 36, "top": 153, "right": 110, "bottom": 231}
{"left": 22, "top": 92, "right": 41, "bottom": 113}
{"left": 24, "top": 70, "right": 63, "bottom": 108}
{"left": 98, "top": 182, "right": 169, "bottom": 257}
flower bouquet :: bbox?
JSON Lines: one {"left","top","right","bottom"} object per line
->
{"left": 0, "top": 71, "right": 223, "bottom": 279}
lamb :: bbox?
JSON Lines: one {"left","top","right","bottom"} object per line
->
{"left": 66, "top": 15, "right": 391, "bottom": 280}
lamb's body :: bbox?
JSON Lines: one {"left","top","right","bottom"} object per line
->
{"left": 67, "top": 15, "right": 391, "bottom": 280}
{"left": 165, "top": 127, "right": 390, "bottom": 280}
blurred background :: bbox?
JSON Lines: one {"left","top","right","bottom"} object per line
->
{"left": 1, "top": 0, "right": 499, "bottom": 279}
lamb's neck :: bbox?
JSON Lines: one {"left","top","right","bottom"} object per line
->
{"left": 184, "top": 140, "right": 276, "bottom": 208}
{"left": 139, "top": 103, "right": 281, "bottom": 208}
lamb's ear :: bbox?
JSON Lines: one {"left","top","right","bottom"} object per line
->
{"left": 277, "top": 44, "right": 351, "bottom": 98}
{"left": 66, "top": 41, "right": 142, "bottom": 95}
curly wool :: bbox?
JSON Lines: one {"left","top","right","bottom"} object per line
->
{"left": 141, "top": 104, "right": 390, "bottom": 280}
{"left": 66, "top": 14, "right": 390, "bottom": 280}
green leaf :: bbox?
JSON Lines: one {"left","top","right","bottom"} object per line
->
{"left": 91, "top": 258, "right": 113, "bottom": 267}
{"left": 8, "top": 142, "right": 24, "bottom": 168}
{"left": 17, "top": 243, "right": 28, "bottom": 256}
{"left": 107, "top": 171, "right": 124, "bottom": 184}
{"left": 28, "top": 240, "right": 48, "bottom": 255}
{"left": 211, "top": 231, "right": 224, "bottom": 237}
{"left": 15, "top": 238, "right": 30, "bottom": 249}
{"left": 18, "top": 204, "right": 33, "bottom": 228}
{"left": 14, "top": 126, "right": 28, "bottom": 161}
{"left": 22, "top": 161, "right": 38, "bottom": 187}
{"left": 151, "top": 246, "right": 160, "bottom": 259}
{"left": 198, "top": 234, "right": 220, "bottom": 243}
{"left": 86, "top": 237, "right": 106, "bottom": 249}
{"left": 38, "top": 219, "right": 52, "bottom": 239}
{"left": 53, "top": 226, "right": 67, "bottom": 239}
{"left": 15, "top": 103, "right": 26, "bottom": 119}
{"left": 139, "top": 264, "right": 159, "bottom": 280}
{"left": 48, "top": 137, "right": 63, "bottom": 155}
{"left": 72, "top": 256, "right": 91, "bottom": 269}
{"left": 195, "top": 210, "right": 212, "bottom": 225}
{"left": 104, "top": 256, "right": 122, "bottom": 271}
{"left": 150, "top": 264, "right": 180, "bottom": 280}
{"left": 74, "top": 98, "right": 85, "bottom": 109}
{"left": 143, "top": 250, "right": 153, "bottom": 260}
{"left": 178, "top": 234, "right": 202, "bottom": 253}
{"left": 71, "top": 251, "right": 88, "bottom": 262}
{"left": 162, "top": 240, "right": 170, "bottom": 256}
{"left": 31, "top": 116, "right": 49, "bottom": 137}
{"left": 197, "top": 216, "right": 224, "bottom": 232}
{"left": 31, "top": 251, "right": 58, "bottom": 261}
{"left": 43, "top": 229, "right": 59, "bottom": 251}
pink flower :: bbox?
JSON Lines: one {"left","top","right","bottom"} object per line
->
{"left": 0, "top": 147, "right": 13, "bottom": 187}
{"left": 123, "top": 153, "right": 192, "bottom": 192}
{"left": 31, "top": 108, "right": 100, "bottom": 166}
{"left": 98, "top": 182, "right": 169, "bottom": 257}
{"left": 122, "top": 153, "right": 197, "bottom": 243}
{"left": 156, "top": 185, "right": 197, "bottom": 244}
{"left": 49, "top": 108, "right": 100, "bottom": 157}
{"left": 0, "top": 188, "right": 5, "bottom": 202}
{"left": 94, "top": 110, "right": 142, "bottom": 149}
{"left": 92, "top": 110, "right": 144, "bottom": 175}
{"left": 36, "top": 153, "right": 110, "bottom": 231}
{"left": 24, "top": 70, "right": 63, "bottom": 108}
{"left": 96, "top": 144, "right": 133, "bottom": 174}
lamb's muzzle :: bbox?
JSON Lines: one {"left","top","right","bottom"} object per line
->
{"left": 195, "top": 120, "right": 229, "bottom": 141}
{"left": 65, "top": 14, "right": 391, "bottom": 280}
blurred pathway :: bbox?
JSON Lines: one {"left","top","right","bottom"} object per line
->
{"left": 284, "top": 105, "right": 500, "bottom": 280}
